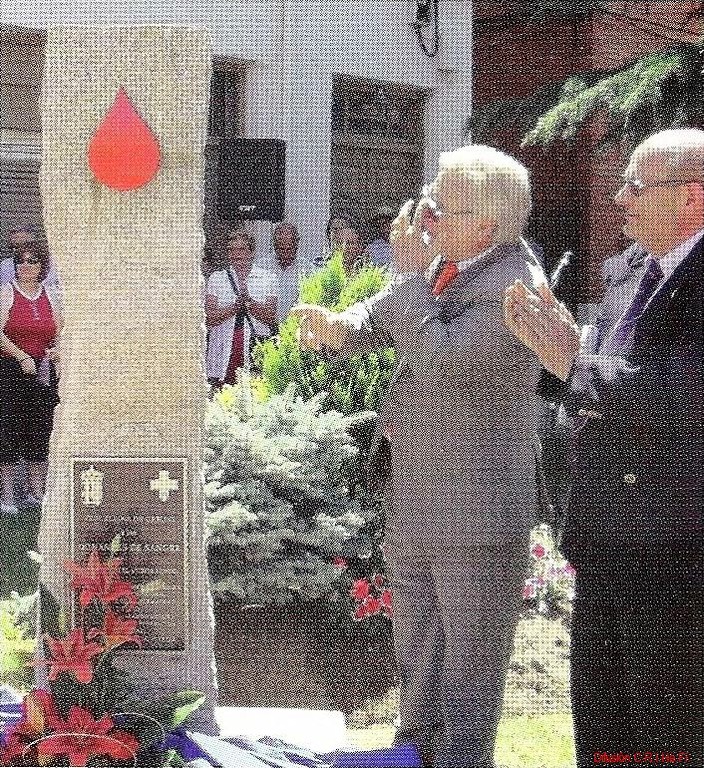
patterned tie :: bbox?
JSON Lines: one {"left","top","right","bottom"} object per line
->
{"left": 432, "top": 261, "right": 459, "bottom": 296}
{"left": 601, "top": 258, "right": 663, "bottom": 353}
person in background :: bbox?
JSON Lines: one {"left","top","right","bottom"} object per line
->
{"left": 205, "top": 230, "right": 276, "bottom": 387}
{"left": 364, "top": 205, "right": 395, "bottom": 267}
{"left": 1, "top": 226, "right": 60, "bottom": 288}
{"left": 0, "top": 241, "right": 62, "bottom": 516}
{"left": 504, "top": 128, "right": 704, "bottom": 766}
{"left": 314, "top": 216, "right": 350, "bottom": 268}
{"left": 268, "top": 221, "right": 303, "bottom": 324}
{"left": 339, "top": 226, "right": 364, "bottom": 276}
{"left": 293, "top": 144, "right": 544, "bottom": 768}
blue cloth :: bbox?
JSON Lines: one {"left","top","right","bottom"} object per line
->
{"left": 1, "top": 697, "right": 421, "bottom": 768}
{"left": 329, "top": 745, "right": 421, "bottom": 767}
{"left": 163, "top": 728, "right": 214, "bottom": 761}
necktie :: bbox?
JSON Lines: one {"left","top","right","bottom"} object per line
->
{"left": 601, "top": 258, "right": 663, "bottom": 353}
{"left": 432, "top": 261, "right": 459, "bottom": 296}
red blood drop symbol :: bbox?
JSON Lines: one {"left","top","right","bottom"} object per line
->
{"left": 88, "top": 87, "right": 161, "bottom": 191}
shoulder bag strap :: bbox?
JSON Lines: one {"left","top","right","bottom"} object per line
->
{"left": 225, "top": 267, "right": 257, "bottom": 337}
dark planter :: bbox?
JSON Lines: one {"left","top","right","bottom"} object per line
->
{"left": 214, "top": 601, "right": 396, "bottom": 713}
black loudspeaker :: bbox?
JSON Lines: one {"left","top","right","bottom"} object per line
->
{"left": 218, "top": 138, "right": 286, "bottom": 221}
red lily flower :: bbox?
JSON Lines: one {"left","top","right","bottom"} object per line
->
{"left": 364, "top": 596, "right": 382, "bottom": 616}
{"left": 64, "top": 551, "right": 137, "bottom": 609}
{"left": 88, "top": 608, "right": 142, "bottom": 652}
{"left": 332, "top": 557, "right": 348, "bottom": 570}
{"left": 39, "top": 629, "right": 103, "bottom": 684}
{"left": 37, "top": 706, "right": 139, "bottom": 767}
{"left": 373, "top": 573, "right": 385, "bottom": 588}
{"left": 353, "top": 602, "right": 369, "bottom": 621}
{"left": 380, "top": 588, "right": 393, "bottom": 617}
{"left": 0, "top": 689, "right": 60, "bottom": 765}
{"left": 350, "top": 578, "right": 370, "bottom": 601}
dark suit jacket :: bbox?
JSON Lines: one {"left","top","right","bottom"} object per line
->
{"left": 561, "top": 236, "right": 703, "bottom": 567}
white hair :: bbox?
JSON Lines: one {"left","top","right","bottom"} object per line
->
{"left": 435, "top": 144, "right": 532, "bottom": 244}
{"left": 631, "top": 128, "right": 704, "bottom": 182}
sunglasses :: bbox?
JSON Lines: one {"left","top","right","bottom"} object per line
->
{"left": 13, "top": 255, "right": 41, "bottom": 265}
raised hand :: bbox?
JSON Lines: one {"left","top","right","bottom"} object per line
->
{"left": 289, "top": 303, "right": 347, "bottom": 352}
{"left": 389, "top": 199, "right": 433, "bottom": 274}
{"left": 503, "top": 279, "right": 581, "bottom": 382}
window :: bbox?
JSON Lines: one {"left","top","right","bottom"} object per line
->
{"left": 208, "top": 68, "right": 242, "bottom": 139}
{"left": 332, "top": 77, "right": 424, "bottom": 144}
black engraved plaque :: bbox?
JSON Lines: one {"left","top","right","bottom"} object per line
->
{"left": 71, "top": 458, "right": 188, "bottom": 652}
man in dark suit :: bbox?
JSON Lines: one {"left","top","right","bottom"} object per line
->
{"left": 504, "top": 128, "right": 703, "bottom": 766}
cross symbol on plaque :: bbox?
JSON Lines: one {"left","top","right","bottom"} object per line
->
{"left": 149, "top": 470, "right": 179, "bottom": 502}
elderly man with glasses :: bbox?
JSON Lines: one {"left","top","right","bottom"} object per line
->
{"left": 504, "top": 128, "right": 704, "bottom": 765}
{"left": 293, "top": 144, "right": 546, "bottom": 768}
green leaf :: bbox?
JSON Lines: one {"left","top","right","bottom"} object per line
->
{"left": 134, "top": 689, "right": 206, "bottom": 728}
{"left": 162, "top": 749, "right": 187, "bottom": 768}
{"left": 168, "top": 690, "right": 207, "bottom": 727}
{"left": 119, "top": 690, "right": 206, "bottom": 750}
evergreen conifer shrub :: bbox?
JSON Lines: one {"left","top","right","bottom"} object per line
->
{"left": 253, "top": 252, "right": 396, "bottom": 416}
{"left": 204, "top": 382, "right": 383, "bottom": 606}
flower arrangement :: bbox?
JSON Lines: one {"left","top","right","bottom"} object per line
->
{"left": 522, "top": 524, "right": 575, "bottom": 620}
{"left": 349, "top": 573, "right": 393, "bottom": 622}
{"left": 0, "top": 545, "right": 204, "bottom": 767}
{"left": 329, "top": 546, "right": 393, "bottom": 638}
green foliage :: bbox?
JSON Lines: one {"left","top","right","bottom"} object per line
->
{"left": 254, "top": 252, "right": 396, "bottom": 416}
{"left": 204, "top": 383, "right": 383, "bottom": 606}
{"left": 522, "top": 44, "right": 703, "bottom": 150}
{"left": 0, "top": 592, "right": 37, "bottom": 691}
{"left": 298, "top": 247, "right": 348, "bottom": 308}
{"left": 472, "top": 39, "right": 703, "bottom": 152}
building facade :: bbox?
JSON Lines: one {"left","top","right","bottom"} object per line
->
{"left": 472, "top": 0, "right": 703, "bottom": 304}
{"left": 1, "top": 1, "right": 473, "bottom": 269}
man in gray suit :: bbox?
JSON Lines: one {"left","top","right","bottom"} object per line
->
{"left": 292, "top": 145, "right": 545, "bottom": 768}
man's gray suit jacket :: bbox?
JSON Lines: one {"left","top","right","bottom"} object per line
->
{"left": 336, "top": 243, "right": 544, "bottom": 547}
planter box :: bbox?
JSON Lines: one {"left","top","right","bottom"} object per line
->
{"left": 214, "top": 602, "right": 396, "bottom": 713}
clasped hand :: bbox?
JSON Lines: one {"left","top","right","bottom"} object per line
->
{"left": 503, "top": 279, "right": 581, "bottom": 382}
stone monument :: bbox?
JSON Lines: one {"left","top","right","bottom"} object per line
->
{"left": 37, "top": 26, "right": 218, "bottom": 732}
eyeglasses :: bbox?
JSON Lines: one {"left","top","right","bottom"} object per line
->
{"left": 421, "top": 186, "right": 472, "bottom": 220}
{"left": 13, "top": 255, "right": 41, "bottom": 265}
{"left": 618, "top": 178, "right": 701, "bottom": 196}
{"left": 423, "top": 199, "right": 473, "bottom": 221}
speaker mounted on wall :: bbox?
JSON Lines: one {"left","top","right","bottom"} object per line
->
{"left": 218, "top": 138, "right": 286, "bottom": 221}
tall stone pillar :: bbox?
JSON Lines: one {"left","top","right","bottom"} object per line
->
{"left": 38, "top": 26, "right": 217, "bottom": 733}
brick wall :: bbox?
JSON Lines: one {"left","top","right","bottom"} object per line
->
{"left": 473, "top": 0, "right": 703, "bottom": 303}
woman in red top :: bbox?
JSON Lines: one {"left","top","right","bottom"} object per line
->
{"left": 0, "top": 241, "right": 62, "bottom": 515}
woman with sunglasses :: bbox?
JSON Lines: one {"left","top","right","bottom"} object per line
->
{"left": 0, "top": 241, "right": 62, "bottom": 515}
